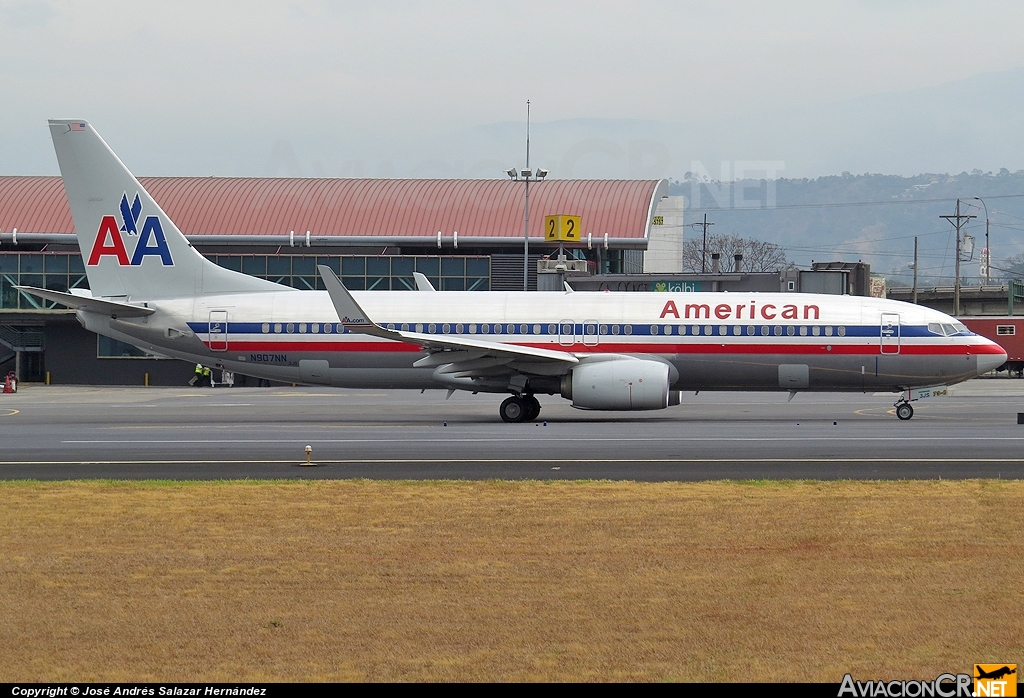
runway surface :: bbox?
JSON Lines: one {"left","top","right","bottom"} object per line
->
{"left": 2, "top": 379, "right": 1024, "bottom": 480}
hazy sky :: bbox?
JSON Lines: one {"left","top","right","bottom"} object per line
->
{"left": 4, "top": 0, "right": 1024, "bottom": 178}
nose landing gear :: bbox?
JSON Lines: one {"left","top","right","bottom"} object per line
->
{"left": 499, "top": 394, "right": 542, "bottom": 422}
{"left": 894, "top": 400, "right": 914, "bottom": 421}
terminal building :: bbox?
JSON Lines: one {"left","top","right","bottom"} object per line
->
{"left": 0, "top": 175, "right": 675, "bottom": 385}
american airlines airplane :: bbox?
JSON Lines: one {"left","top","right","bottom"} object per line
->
{"left": 19, "top": 120, "right": 1007, "bottom": 422}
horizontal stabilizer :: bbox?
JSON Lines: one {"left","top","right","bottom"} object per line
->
{"left": 15, "top": 286, "right": 155, "bottom": 317}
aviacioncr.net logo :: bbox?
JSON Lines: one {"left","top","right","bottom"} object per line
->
{"left": 87, "top": 192, "right": 173, "bottom": 266}
{"left": 838, "top": 673, "right": 973, "bottom": 697}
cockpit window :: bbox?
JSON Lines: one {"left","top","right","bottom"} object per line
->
{"left": 929, "top": 322, "right": 968, "bottom": 337}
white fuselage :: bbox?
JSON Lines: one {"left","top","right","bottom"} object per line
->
{"left": 81, "top": 289, "right": 1007, "bottom": 394}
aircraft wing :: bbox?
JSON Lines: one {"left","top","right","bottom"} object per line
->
{"left": 14, "top": 286, "right": 156, "bottom": 317}
{"left": 317, "top": 265, "right": 578, "bottom": 366}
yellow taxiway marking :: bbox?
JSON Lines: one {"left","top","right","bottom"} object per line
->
{"left": 0, "top": 409, "right": 19, "bottom": 417}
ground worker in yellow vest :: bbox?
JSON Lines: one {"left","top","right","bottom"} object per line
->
{"left": 202, "top": 365, "right": 212, "bottom": 387}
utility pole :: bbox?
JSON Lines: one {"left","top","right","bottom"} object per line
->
{"left": 912, "top": 236, "right": 918, "bottom": 305}
{"left": 941, "top": 199, "right": 975, "bottom": 317}
{"left": 689, "top": 214, "right": 714, "bottom": 273}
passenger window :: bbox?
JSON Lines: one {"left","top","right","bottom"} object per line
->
{"left": 416, "top": 324, "right": 423, "bottom": 333}
{"left": 718, "top": 326, "right": 727, "bottom": 336}
{"left": 533, "top": 324, "right": 541, "bottom": 334}
{"left": 761, "top": 326, "right": 769, "bottom": 336}
{"left": 400, "top": 324, "right": 408, "bottom": 332}
{"left": 384, "top": 324, "right": 393, "bottom": 332}
{"left": 651, "top": 325, "right": 659, "bottom": 335}
{"left": 262, "top": 323, "right": 270, "bottom": 334}
{"left": 286, "top": 323, "right": 294, "bottom": 333}
{"left": 773, "top": 325, "right": 782, "bottom": 336}
{"left": 612, "top": 325, "right": 620, "bottom": 335}
{"left": 481, "top": 324, "right": 489, "bottom": 334}
{"left": 812, "top": 326, "right": 820, "bottom": 336}
{"left": 733, "top": 326, "right": 742, "bottom": 336}
{"left": 299, "top": 323, "right": 307, "bottom": 333}
{"left": 428, "top": 323, "right": 437, "bottom": 333}
{"left": 704, "top": 325, "right": 713, "bottom": 335}
{"left": 456, "top": 324, "right": 464, "bottom": 334}
{"left": 547, "top": 324, "right": 556, "bottom": 335}
{"left": 837, "top": 326, "right": 846, "bottom": 336}
{"left": 442, "top": 323, "right": 450, "bottom": 334}
{"left": 624, "top": 325, "right": 632, "bottom": 335}
{"left": 799, "top": 326, "right": 807, "bottom": 336}
{"left": 825, "top": 326, "right": 833, "bottom": 336}
{"left": 786, "top": 326, "right": 795, "bottom": 336}
{"left": 324, "top": 323, "right": 333, "bottom": 334}
{"left": 747, "top": 326, "right": 755, "bottom": 336}
{"left": 599, "top": 324, "right": 608, "bottom": 335}
{"left": 311, "top": 323, "right": 320, "bottom": 334}
{"left": 469, "top": 324, "right": 476, "bottom": 333}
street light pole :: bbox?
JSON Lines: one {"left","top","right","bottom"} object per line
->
{"left": 507, "top": 100, "right": 547, "bottom": 291}
{"left": 523, "top": 100, "right": 530, "bottom": 292}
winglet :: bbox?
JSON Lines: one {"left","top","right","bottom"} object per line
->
{"left": 317, "top": 265, "right": 379, "bottom": 332}
{"left": 413, "top": 272, "right": 436, "bottom": 292}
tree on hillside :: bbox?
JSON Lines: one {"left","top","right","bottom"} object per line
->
{"left": 681, "top": 233, "right": 788, "bottom": 273}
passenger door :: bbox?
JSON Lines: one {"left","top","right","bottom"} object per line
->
{"left": 880, "top": 312, "right": 900, "bottom": 354}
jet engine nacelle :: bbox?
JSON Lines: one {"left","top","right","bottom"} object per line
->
{"left": 562, "top": 358, "right": 676, "bottom": 410}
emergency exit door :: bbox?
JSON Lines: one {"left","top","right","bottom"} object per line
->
{"left": 209, "top": 310, "right": 228, "bottom": 351}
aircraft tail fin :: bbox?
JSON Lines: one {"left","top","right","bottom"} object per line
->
{"left": 48, "top": 119, "right": 282, "bottom": 300}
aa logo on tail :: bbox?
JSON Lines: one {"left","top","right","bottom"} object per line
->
{"left": 87, "top": 192, "right": 173, "bottom": 266}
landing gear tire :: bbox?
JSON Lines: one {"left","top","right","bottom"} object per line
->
{"left": 500, "top": 396, "right": 528, "bottom": 423}
{"left": 895, "top": 403, "right": 914, "bottom": 421}
{"left": 523, "top": 395, "right": 541, "bottom": 421}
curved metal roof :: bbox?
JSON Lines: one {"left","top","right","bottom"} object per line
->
{"left": 0, "top": 176, "right": 667, "bottom": 244}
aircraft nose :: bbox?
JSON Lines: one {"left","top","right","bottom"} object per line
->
{"left": 976, "top": 342, "right": 1008, "bottom": 376}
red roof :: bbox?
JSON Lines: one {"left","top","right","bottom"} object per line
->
{"left": 0, "top": 176, "right": 665, "bottom": 240}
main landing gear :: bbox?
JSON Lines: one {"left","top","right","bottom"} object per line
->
{"left": 894, "top": 400, "right": 914, "bottom": 421}
{"left": 500, "top": 395, "right": 541, "bottom": 423}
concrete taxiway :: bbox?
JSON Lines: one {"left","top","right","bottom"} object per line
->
{"left": 1, "top": 379, "right": 1023, "bottom": 480}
